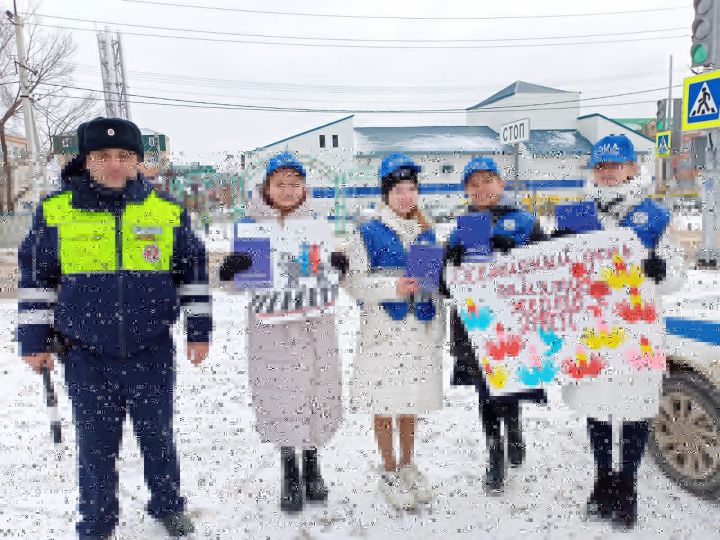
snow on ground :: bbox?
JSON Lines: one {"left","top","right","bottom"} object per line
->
{"left": 1, "top": 293, "right": 719, "bottom": 540}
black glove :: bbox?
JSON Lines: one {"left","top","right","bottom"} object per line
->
{"left": 550, "top": 227, "right": 575, "bottom": 239}
{"left": 445, "top": 243, "right": 467, "bottom": 267}
{"left": 490, "top": 234, "right": 516, "bottom": 254}
{"left": 219, "top": 253, "right": 252, "bottom": 281}
{"left": 642, "top": 252, "right": 667, "bottom": 284}
{"left": 330, "top": 251, "right": 349, "bottom": 277}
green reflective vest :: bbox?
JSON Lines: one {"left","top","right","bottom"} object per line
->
{"left": 42, "top": 191, "right": 182, "bottom": 274}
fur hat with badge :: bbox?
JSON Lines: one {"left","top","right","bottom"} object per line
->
{"left": 83, "top": 117, "right": 144, "bottom": 161}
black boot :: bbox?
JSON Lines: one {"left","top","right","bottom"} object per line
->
{"left": 612, "top": 472, "right": 638, "bottom": 529}
{"left": 484, "top": 435, "right": 505, "bottom": 493}
{"left": 506, "top": 411, "right": 526, "bottom": 468}
{"left": 303, "top": 448, "right": 329, "bottom": 503}
{"left": 586, "top": 468, "right": 614, "bottom": 519}
{"left": 280, "top": 446, "right": 303, "bottom": 513}
{"left": 158, "top": 511, "right": 195, "bottom": 537}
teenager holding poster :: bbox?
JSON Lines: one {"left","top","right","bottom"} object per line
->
{"left": 219, "top": 152, "right": 348, "bottom": 514}
{"left": 555, "top": 135, "right": 685, "bottom": 528}
{"left": 443, "top": 157, "right": 548, "bottom": 494}
{"left": 344, "top": 153, "right": 443, "bottom": 510}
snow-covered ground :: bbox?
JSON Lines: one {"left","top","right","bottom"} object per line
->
{"left": 1, "top": 292, "right": 719, "bottom": 540}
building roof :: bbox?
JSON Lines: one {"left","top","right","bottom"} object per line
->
{"left": 255, "top": 115, "right": 354, "bottom": 151}
{"left": 467, "top": 81, "right": 571, "bottom": 110}
{"left": 354, "top": 126, "right": 510, "bottom": 155}
{"left": 612, "top": 118, "right": 654, "bottom": 133}
{"left": 577, "top": 113, "right": 655, "bottom": 143}
{"left": 523, "top": 130, "right": 593, "bottom": 156}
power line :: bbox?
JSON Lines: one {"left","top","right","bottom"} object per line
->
{"left": 35, "top": 23, "right": 690, "bottom": 49}
{"left": 32, "top": 13, "right": 687, "bottom": 44}
{"left": 36, "top": 81, "right": 682, "bottom": 114}
{"left": 120, "top": 0, "right": 689, "bottom": 21}
{"left": 44, "top": 91, "right": 680, "bottom": 115}
{"left": 68, "top": 63, "right": 687, "bottom": 95}
{"left": 68, "top": 73, "right": 680, "bottom": 106}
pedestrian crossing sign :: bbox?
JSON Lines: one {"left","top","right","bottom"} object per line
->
{"left": 683, "top": 70, "right": 720, "bottom": 131}
{"left": 656, "top": 131, "right": 671, "bottom": 157}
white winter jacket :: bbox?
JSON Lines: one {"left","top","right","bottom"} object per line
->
{"left": 344, "top": 204, "right": 444, "bottom": 415}
{"left": 561, "top": 177, "right": 686, "bottom": 421}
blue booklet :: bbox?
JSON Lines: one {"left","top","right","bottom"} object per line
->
{"left": 406, "top": 244, "right": 445, "bottom": 292}
{"left": 457, "top": 212, "right": 492, "bottom": 262}
{"left": 233, "top": 237, "right": 273, "bottom": 289}
{"left": 555, "top": 202, "right": 601, "bottom": 234}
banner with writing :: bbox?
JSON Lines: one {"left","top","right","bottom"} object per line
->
{"left": 446, "top": 230, "right": 665, "bottom": 396}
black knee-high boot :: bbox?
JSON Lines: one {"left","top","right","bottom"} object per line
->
{"left": 481, "top": 400, "right": 505, "bottom": 493}
{"left": 587, "top": 418, "right": 614, "bottom": 519}
{"left": 613, "top": 421, "right": 649, "bottom": 528}
{"left": 280, "top": 446, "right": 303, "bottom": 513}
{"left": 303, "top": 448, "right": 328, "bottom": 503}
{"left": 505, "top": 402, "right": 525, "bottom": 467}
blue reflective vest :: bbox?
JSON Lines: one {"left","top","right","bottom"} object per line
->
{"left": 447, "top": 207, "right": 537, "bottom": 249}
{"left": 359, "top": 218, "right": 437, "bottom": 321}
{"left": 618, "top": 198, "right": 671, "bottom": 250}
{"left": 492, "top": 209, "right": 537, "bottom": 246}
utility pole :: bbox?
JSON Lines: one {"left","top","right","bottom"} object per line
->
{"left": 691, "top": 0, "right": 720, "bottom": 266}
{"left": 6, "top": 2, "right": 36, "bottom": 212}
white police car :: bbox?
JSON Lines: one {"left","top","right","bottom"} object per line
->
{"left": 650, "top": 269, "right": 720, "bottom": 498}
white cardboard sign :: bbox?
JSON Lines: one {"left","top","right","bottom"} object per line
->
{"left": 446, "top": 229, "right": 666, "bottom": 396}
{"left": 237, "top": 219, "right": 339, "bottom": 324}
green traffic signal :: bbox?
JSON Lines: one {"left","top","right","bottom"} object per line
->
{"left": 657, "top": 121, "right": 665, "bottom": 131}
{"left": 692, "top": 43, "right": 709, "bottom": 65}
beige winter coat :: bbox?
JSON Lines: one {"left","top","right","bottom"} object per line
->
{"left": 242, "top": 189, "right": 343, "bottom": 448}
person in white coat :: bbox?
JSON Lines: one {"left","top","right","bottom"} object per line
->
{"left": 344, "top": 153, "right": 443, "bottom": 510}
{"left": 555, "top": 135, "right": 685, "bottom": 528}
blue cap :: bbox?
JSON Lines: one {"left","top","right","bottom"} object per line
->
{"left": 378, "top": 153, "right": 421, "bottom": 179}
{"left": 588, "top": 134, "right": 636, "bottom": 167}
{"left": 462, "top": 157, "right": 500, "bottom": 184}
{"left": 265, "top": 152, "right": 306, "bottom": 179}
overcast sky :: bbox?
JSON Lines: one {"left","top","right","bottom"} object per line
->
{"left": 7, "top": 0, "right": 696, "bottom": 162}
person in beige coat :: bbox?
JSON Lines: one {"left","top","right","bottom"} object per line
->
{"left": 219, "top": 152, "right": 347, "bottom": 513}
{"left": 344, "top": 153, "right": 443, "bottom": 510}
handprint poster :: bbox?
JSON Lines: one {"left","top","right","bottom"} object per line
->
{"left": 235, "top": 219, "right": 339, "bottom": 324}
{"left": 446, "top": 229, "right": 665, "bottom": 397}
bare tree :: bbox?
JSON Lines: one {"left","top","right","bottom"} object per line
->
{"left": 34, "top": 93, "right": 100, "bottom": 154}
{"left": 0, "top": 3, "right": 99, "bottom": 212}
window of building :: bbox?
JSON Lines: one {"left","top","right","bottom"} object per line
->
{"left": 319, "top": 134, "right": 326, "bottom": 148}
{"left": 332, "top": 134, "right": 339, "bottom": 148}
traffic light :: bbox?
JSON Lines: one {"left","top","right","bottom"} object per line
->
{"left": 656, "top": 99, "right": 668, "bottom": 132}
{"left": 691, "top": 0, "right": 720, "bottom": 67}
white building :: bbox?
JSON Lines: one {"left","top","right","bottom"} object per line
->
{"left": 245, "top": 81, "right": 655, "bottom": 218}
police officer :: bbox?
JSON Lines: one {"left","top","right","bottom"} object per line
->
{"left": 17, "top": 117, "right": 211, "bottom": 539}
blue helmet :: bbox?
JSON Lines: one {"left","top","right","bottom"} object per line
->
{"left": 266, "top": 152, "right": 306, "bottom": 179}
{"left": 462, "top": 157, "right": 500, "bottom": 184}
{"left": 378, "top": 153, "right": 421, "bottom": 179}
{"left": 588, "top": 134, "right": 636, "bottom": 167}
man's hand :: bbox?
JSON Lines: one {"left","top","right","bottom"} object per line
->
{"left": 22, "top": 352, "right": 54, "bottom": 374}
{"left": 396, "top": 277, "right": 420, "bottom": 297}
{"left": 187, "top": 342, "right": 209, "bottom": 365}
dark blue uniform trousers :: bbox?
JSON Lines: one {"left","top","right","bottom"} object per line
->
{"left": 63, "top": 337, "right": 184, "bottom": 538}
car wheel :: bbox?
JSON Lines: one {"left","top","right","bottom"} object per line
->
{"left": 649, "top": 370, "right": 720, "bottom": 499}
